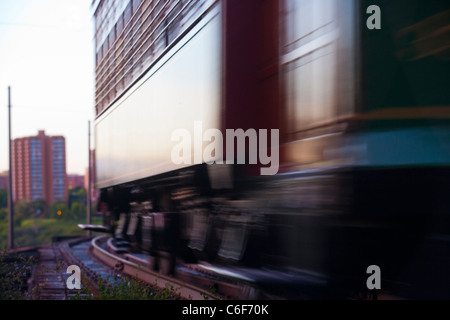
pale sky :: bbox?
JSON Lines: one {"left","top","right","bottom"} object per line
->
{"left": 0, "top": 0, "right": 94, "bottom": 175}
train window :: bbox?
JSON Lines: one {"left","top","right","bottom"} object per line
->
{"left": 363, "top": 0, "right": 450, "bottom": 111}
{"left": 284, "top": 0, "right": 336, "bottom": 53}
{"left": 283, "top": 0, "right": 338, "bottom": 133}
{"left": 288, "top": 45, "right": 336, "bottom": 131}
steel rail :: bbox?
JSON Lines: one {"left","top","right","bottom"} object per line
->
{"left": 90, "top": 235, "right": 218, "bottom": 300}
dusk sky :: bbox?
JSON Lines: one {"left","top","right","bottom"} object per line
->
{"left": 0, "top": 0, "right": 94, "bottom": 175}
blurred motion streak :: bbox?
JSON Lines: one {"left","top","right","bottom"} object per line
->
{"left": 89, "top": 0, "right": 450, "bottom": 299}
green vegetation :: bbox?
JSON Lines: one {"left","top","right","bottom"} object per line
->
{"left": 0, "top": 251, "right": 37, "bottom": 300}
{"left": 0, "top": 189, "right": 7, "bottom": 208}
{"left": 72, "top": 273, "right": 183, "bottom": 300}
{"left": 0, "top": 215, "right": 102, "bottom": 249}
{"left": 0, "top": 187, "right": 101, "bottom": 250}
{"left": 68, "top": 186, "right": 86, "bottom": 208}
{"left": 0, "top": 216, "right": 102, "bottom": 249}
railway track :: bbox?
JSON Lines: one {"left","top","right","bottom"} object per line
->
{"left": 27, "top": 236, "right": 406, "bottom": 300}
{"left": 89, "top": 235, "right": 220, "bottom": 300}
{"left": 31, "top": 240, "right": 94, "bottom": 300}
{"left": 31, "top": 244, "right": 69, "bottom": 300}
{"left": 30, "top": 236, "right": 233, "bottom": 300}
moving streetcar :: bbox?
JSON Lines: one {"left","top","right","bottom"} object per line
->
{"left": 88, "top": 0, "right": 450, "bottom": 299}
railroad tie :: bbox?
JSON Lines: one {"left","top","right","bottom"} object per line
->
{"left": 33, "top": 244, "right": 69, "bottom": 300}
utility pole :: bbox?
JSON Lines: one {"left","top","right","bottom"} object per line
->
{"left": 7, "top": 86, "right": 14, "bottom": 250}
{"left": 87, "top": 120, "right": 92, "bottom": 237}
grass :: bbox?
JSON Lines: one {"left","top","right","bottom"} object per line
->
{"left": 72, "top": 273, "right": 184, "bottom": 300}
{"left": 20, "top": 219, "right": 58, "bottom": 228}
{"left": 0, "top": 250, "right": 37, "bottom": 300}
{"left": 0, "top": 215, "right": 103, "bottom": 249}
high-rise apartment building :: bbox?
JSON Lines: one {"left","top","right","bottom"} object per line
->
{"left": 12, "top": 130, "right": 67, "bottom": 204}
{"left": 68, "top": 174, "right": 85, "bottom": 189}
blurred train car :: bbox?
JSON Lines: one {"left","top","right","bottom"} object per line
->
{"left": 89, "top": 0, "right": 450, "bottom": 298}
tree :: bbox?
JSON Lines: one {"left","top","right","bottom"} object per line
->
{"left": 0, "top": 208, "right": 7, "bottom": 220}
{"left": 14, "top": 201, "right": 32, "bottom": 220}
{"left": 0, "top": 189, "right": 7, "bottom": 208}
{"left": 68, "top": 186, "right": 87, "bottom": 208}
{"left": 30, "top": 198, "right": 47, "bottom": 217}
{"left": 75, "top": 187, "right": 86, "bottom": 199}
{"left": 70, "top": 201, "right": 85, "bottom": 220}
{"left": 48, "top": 202, "right": 69, "bottom": 219}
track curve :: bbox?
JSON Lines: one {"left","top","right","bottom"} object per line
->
{"left": 89, "top": 235, "right": 219, "bottom": 300}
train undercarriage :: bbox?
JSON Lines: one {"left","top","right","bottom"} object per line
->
{"left": 92, "top": 163, "right": 450, "bottom": 299}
